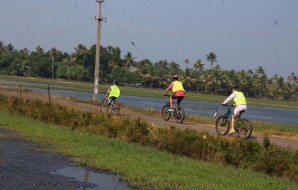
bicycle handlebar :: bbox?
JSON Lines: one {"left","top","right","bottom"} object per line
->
{"left": 221, "top": 104, "right": 235, "bottom": 107}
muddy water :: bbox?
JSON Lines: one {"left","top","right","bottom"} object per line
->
{"left": 0, "top": 129, "right": 136, "bottom": 190}
{"left": 52, "top": 166, "right": 135, "bottom": 190}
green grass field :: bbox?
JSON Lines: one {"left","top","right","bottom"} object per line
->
{"left": 0, "top": 111, "right": 297, "bottom": 190}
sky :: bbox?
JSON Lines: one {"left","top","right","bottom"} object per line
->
{"left": 1, "top": 0, "right": 298, "bottom": 78}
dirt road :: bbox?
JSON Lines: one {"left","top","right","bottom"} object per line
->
{"left": 0, "top": 88, "right": 297, "bottom": 150}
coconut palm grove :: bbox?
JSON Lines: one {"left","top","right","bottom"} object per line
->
{"left": 0, "top": 41, "right": 297, "bottom": 101}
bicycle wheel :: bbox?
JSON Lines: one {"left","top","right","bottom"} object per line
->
{"left": 101, "top": 98, "right": 109, "bottom": 113}
{"left": 175, "top": 107, "right": 185, "bottom": 123}
{"left": 237, "top": 119, "right": 253, "bottom": 139}
{"left": 215, "top": 116, "right": 230, "bottom": 135}
{"left": 111, "top": 102, "right": 120, "bottom": 115}
{"left": 162, "top": 104, "right": 171, "bottom": 121}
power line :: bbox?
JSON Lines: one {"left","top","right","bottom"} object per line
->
{"left": 102, "top": 4, "right": 147, "bottom": 60}
{"left": 10, "top": 18, "right": 94, "bottom": 43}
{"left": 7, "top": 0, "right": 90, "bottom": 17}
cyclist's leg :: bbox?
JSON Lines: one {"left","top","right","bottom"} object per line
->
{"left": 170, "top": 94, "right": 175, "bottom": 108}
{"left": 107, "top": 96, "right": 111, "bottom": 105}
{"left": 231, "top": 105, "right": 247, "bottom": 133}
{"left": 176, "top": 96, "right": 184, "bottom": 108}
{"left": 168, "top": 95, "right": 177, "bottom": 111}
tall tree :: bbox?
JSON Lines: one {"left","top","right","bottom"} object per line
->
{"left": 184, "top": 59, "right": 189, "bottom": 70}
{"left": 193, "top": 59, "right": 204, "bottom": 72}
{"left": 80, "top": 48, "right": 91, "bottom": 68}
{"left": 206, "top": 52, "right": 217, "bottom": 69}
{"left": 288, "top": 72, "right": 298, "bottom": 85}
{"left": 123, "top": 52, "right": 136, "bottom": 70}
{"left": 49, "top": 48, "right": 58, "bottom": 79}
{"left": 62, "top": 56, "right": 76, "bottom": 80}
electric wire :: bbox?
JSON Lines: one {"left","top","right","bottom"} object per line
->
{"left": 7, "top": 0, "right": 91, "bottom": 17}
{"left": 4, "top": 0, "right": 95, "bottom": 44}
{"left": 10, "top": 18, "right": 94, "bottom": 43}
{"left": 102, "top": 3, "right": 147, "bottom": 59}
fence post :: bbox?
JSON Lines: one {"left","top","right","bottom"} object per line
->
{"left": 48, "top": 85, "right": 51, "bottom": 105}
{"left": 19, "top": 84, "right": 22, "bottom": 99}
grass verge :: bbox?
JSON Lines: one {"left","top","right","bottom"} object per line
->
{"left": 0, "top": 111, "right": 297, "bottom": 190}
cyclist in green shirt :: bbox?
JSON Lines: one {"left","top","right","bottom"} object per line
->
{"left": 222, "top": 84, "right": 247, "bottom": 134}
{"left": 105, "top": 81, "right": 120, "bottom": 105}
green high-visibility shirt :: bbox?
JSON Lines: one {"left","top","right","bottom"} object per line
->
{"left": 109, "top": 85, "right": 120, "bottom": 97}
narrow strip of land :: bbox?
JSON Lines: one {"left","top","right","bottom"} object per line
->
{"left": 0, "top": 88, "right": 297, "bottom": 150}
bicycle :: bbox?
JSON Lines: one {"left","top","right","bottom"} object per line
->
{"left": 161, "top": 94, "right": 185, "bottom": 123}
{"left": 214, "top": 104, "right": 252, "bottom": 139}
{"left": 101, "top": 96, "right": 120, "bottom": 115}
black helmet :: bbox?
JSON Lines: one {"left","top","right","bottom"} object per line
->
{"left": 231, "top": 84, "right": 239, "bottom": 90}
{"left": 172, "top": 75, "right": 178, "bottom": 80}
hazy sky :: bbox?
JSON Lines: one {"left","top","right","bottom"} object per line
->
{"left": 1, "top": 0, "right": 297, "bottom": 78}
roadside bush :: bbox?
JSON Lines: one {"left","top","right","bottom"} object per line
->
{"left": 0, "top": 94, "right": 297, "bottom": 180}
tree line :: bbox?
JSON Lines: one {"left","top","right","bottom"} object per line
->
{"left": 0, "top": 41, "right": 297, "bottom": 100}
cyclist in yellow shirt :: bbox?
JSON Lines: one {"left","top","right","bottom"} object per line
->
{"left": 105, "top": 81, "right": 120, "bottom": 105}
{"left": 163, "top": 75, "right": 185, "bottom": 112}
{"left": 222, "top": 84, "right": 247, "bottom": 134}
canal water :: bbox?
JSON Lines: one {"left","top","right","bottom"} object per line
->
{"left": 28, "top": 87, "right": 298, "bottom": 126}
{"left": 0, "top": 78, "right": 297, "bottom": 125}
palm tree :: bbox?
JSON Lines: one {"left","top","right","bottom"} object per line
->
{"left": 193, "top": 59, "right": 204, "bottom": 72}
{"left": 4, "top": 43, "right": 14, "bottom": 53}
{"left": 123, "top": 52, "right": 136, "bottom": 70}
{"left": 0, "top": 41, "right": 4, "bottom": 54}
{"left": 287, "top": 72, "right": 298, "bottom": 85}
{"left": 49, "top": 47, "right": 57, "bottom": 79}
{"left": 63, "top": 56, "right": 76, "bottom": 80}
{"left": 74, "top": 44, "right": 87, "bottom": 66}
{"left": 206, "top": 52, "right": 217, "bottom": 69}
{"left": 250, "top": 67, "right": 267, "bottom": 98}
{"left": 214, "top": 64, "right": 221, "bottom": 70}
{"left": 255, "top": 66, "right": 266, "bottom": 77}
{"left": 79, "top": 48, "right": 90, "bottom": 68}
{"left": 184, "top": 59, "right": 189, "bottom": 70}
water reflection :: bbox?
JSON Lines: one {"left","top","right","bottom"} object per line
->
{"left": 52, "top": 166, "right": 134, "bottom": 190}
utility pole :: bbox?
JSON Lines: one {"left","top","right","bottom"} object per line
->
{"left": 93, "top": 0, "right": 105, "bottom": 101}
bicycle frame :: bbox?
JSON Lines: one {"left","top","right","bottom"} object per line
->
{"left": 215, "top": 104, "right": 252, "bottom": 139}
{"left": 162, "top": 95, "right": 185, "bottom": 123}
{"left": 101, "top": 96, "right": 120, "bottom": 115}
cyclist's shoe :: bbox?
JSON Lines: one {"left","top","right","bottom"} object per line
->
{"left": 167, "top": 108, "right": 173, "bottom": 112}
{"left": 229, "top": 129, "right": 236, "bottom": 134}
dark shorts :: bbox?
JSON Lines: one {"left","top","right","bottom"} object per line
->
{"left": 109, "top": 96, "right": 117, "bottom": 101}
{"left": 171, "top": 95, "right": 184, "bottom": 105}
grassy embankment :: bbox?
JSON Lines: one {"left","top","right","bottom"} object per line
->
{"left": 1, "top": 75, "right": 298, "bottom": 138}
{"left": 0, "top": 111, "right": 297, "bottom": 190}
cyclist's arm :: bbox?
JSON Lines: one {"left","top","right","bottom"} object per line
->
{"left": 163, "top": 87, "right": 171, "bottom": 96}
{"left": 222, "top": 93, "right": 235, "bottom": 104}
{"left": 105, "top": 88, "right": 111, "bottom": 97}
{"left": 163, "top": 83, "right": 173, "bottom": 96}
